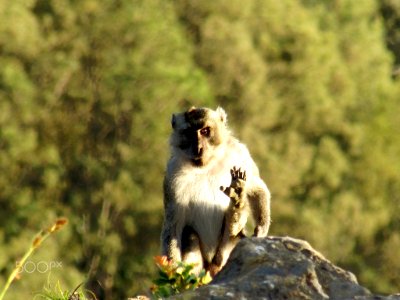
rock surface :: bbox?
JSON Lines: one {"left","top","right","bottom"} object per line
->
{"left": 171, "top": 236, "right": 400, "bottom": 300}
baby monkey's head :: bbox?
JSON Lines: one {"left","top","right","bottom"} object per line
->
{"left": 170, "top": 106, "right": 229, "bottom": 167}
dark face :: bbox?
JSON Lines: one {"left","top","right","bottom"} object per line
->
{"left": 172, "top": 107, "right": 223, "bottom": 166}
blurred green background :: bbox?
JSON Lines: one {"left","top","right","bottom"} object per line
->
{"left": 0, "top": 0, "right": 399, "bottom": 298}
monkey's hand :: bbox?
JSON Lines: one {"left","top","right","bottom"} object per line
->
{"left": 220, "top": 167, "right": 246, "bottom": 207}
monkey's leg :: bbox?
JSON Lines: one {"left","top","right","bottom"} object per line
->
{"left": 181, "top": 226, "right": 204, "bottom": 274}
{"left": 208, "top": 217, "right": 242, "bottom": 276}
{"left": 208, "top": 216, "right": 231, "bottom": 276}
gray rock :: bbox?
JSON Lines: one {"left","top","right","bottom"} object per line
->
{"left": 170, "top": 236, "right": 400, "bottom": 300}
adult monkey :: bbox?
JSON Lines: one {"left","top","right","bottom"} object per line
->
{"left": 160, "top": 106, "right": 271, "bottom": 274}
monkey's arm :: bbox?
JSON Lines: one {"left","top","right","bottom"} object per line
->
{"left": 248, "top": 178, "right": 271, "bottom": 237}
{"left": 161, "top": 178, "right": 182, "bottom": 262}
{"left": 220, "top": 167, "right": 247, "bottom": 236}
{"left": 160, "top": 211, "right": 181, "bottom": 261}
{"left": 208, "top": 168, "right": 247, "bottom": 276}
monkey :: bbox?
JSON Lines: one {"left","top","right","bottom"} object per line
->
{"left": 160, "top": 106, "right": 271, "bottom": 274}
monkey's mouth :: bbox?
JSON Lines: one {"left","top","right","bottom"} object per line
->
{"left": 192, "top": 158, "right": 204, "bottom": 167}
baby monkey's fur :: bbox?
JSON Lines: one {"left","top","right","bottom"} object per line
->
{"left": 161, "top": 106, "right": 271, "bottom": 275}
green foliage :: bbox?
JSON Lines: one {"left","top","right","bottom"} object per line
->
{"left": 35, "top": 281, "right": 95, "bottom": 300}
{"left": 151, "top": 256, "right": 212, "bottom": 298}
{"left": 0, "top": 0, "right": 399, "bottom": 298}
{"left": 380, "top": 0, "right": 400, "bottom": 68}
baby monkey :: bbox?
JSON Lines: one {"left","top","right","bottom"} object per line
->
{"left": 161, "top": 106, "right": 271, "bottom": 275}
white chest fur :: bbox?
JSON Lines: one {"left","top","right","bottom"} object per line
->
{"left": 172, "top": 164, "right": 231, "bottom": 261}
{"left": 169, "top": 140, "right": 252, "bottom": 262}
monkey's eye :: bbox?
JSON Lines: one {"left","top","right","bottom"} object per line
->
{"left": 200, "top": 127, "right": 211, "bottom": 137}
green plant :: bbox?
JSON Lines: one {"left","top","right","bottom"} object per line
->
{"left": 150, "top": 256, "right": 212, "bottom": 298}
{"left": 35, "top": 281, "right": 96, "bottom": 300}
{"left": 0, "top": 218, "right": 68, "bottom": 300}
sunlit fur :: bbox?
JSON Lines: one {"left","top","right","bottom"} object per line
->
{"left": 161, "top": 106, "right": 271, "bottom": 274}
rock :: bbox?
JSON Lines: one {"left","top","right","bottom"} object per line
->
{"left": 170, "top": 236, "right": 400, "bottom": 300}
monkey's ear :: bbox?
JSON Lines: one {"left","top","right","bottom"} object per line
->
{"left": 216, "top": 107, "right": 227, "bottom": 124}
{"left": 187, "top": 106, "right": 196, "bottom": 113}
{"left": 171, "top": 114, "right": 176, "bottom": 129}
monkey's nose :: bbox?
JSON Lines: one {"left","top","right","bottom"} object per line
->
{"left": 197, "top": 147, "right": 203, "bottom": 156}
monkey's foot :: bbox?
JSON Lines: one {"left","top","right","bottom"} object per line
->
{"left": 220, "top": 166, "right": 246, "bottom": 207}
{"left": 207, "top": 263, "right": 222, "bottom": 277}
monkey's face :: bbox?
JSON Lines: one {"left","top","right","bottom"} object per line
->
{"left": 170, "top": 107, "right": 228, "bottom": 167}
